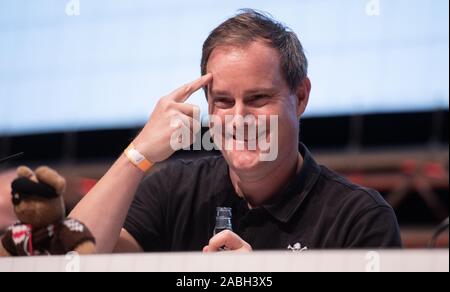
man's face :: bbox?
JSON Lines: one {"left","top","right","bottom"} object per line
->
{"left": 206, "top": 41, "right": 309, "bottom": 179}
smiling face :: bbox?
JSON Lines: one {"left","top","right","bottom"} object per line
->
{"left": 207, "top": 40, "right": 310, "bottom": 181}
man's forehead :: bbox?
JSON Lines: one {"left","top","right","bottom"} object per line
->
{"left": 207, "top": 42, "right": 280, "bottom": 71}
{"left": 207, "top": 43, "right": 285, "bottom": 95}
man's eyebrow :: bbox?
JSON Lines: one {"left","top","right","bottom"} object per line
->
{"left": 210, "top": 88, "right": 277, "bottom": 97}
{"left": 243, "top": 88, "right": 277, "bottom": 95}
{"left": 210, "top": 90, "right": 231, "bottom": 97}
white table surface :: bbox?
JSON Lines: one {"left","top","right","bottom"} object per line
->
{"left": 0, "top": 249, "right": 448, "bottom": 272}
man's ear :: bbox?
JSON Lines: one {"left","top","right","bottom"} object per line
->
{"left": 295, "top": 77, "right": 311, "bottom": 118}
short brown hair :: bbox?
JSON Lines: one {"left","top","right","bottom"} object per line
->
{"left": 201, "top": 9, "right": 308, "bottom": 94}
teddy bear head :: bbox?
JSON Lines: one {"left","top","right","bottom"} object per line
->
{"left": 11, "top": 166, "right": 66, "bottom": 229}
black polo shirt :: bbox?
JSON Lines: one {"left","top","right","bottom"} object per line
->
{"left": 124, "top": 144, "right": 402, "bottom": 251}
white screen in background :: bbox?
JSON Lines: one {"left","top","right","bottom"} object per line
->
{"left": 0, "top": 0, "right": 448, "bottom": 135}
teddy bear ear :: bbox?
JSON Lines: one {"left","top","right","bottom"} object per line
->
{"left": 16, "top": 166, "right": 38, "bottom": 183}
{"left": 35, "top": 166, "right": 67, "bottom": 195}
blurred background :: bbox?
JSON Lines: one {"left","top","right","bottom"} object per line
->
{"left": 0, "top": 0, "right": 448, "bottom": 248}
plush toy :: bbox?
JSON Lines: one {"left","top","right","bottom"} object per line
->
{"left": 0, "top": 166, "right": 95, "bottom": 256}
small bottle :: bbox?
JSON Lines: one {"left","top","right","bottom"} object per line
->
{"left": 214, "top": 207, "right": 233, "bottom": 235}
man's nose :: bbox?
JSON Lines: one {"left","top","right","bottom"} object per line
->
{"left": 232, "top": 101, "right": 250, "bottom": 118}
{"left": 230, "top": 102, "right": 257, "bottom": 134}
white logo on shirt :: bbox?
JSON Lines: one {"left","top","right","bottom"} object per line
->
{"left": 287, "top": 242, "right": 308, "bottom": 252}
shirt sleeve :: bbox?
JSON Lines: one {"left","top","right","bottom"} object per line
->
{"left": 59, "top": 219, "right": 96, "bottom": 252}
{"left": 123, "top": 165, "right": 170, "bottom": 252}
{"left": 344, "top": 205, "right": 403, "bottom": 248}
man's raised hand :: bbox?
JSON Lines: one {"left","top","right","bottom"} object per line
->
{"left": 133, "top": 73, "right": 212, "bottom": 163}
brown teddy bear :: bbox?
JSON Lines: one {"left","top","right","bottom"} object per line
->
{"left": 0, "top": 166, "right": 96, "bottom": 256}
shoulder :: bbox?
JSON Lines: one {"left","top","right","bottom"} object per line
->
{"left": 317, "top": 165, "right": 393, "bottom": 213}
{"left": 314, "top": 166, "right": 401, "bottom": 247}
{"left": 152, "top": 155, "right": 225, "bottom": 175}
{"left": 132, "top": 155, "right": 227, "bottom": 211}
{"left": 140, "top": 155, "right": 226, "bottom": 187}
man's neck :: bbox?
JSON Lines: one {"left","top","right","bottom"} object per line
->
{"left": 229, "top": 150, "right": 303, "bottom": 208}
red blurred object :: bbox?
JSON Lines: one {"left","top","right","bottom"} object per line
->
{"left": 401, "top": 159, "right": 418, "bottom": 175}
{"left": 424, "top": 162, "right": 446, "bottom": 179}
{"left": 80, "top": 178, "right": 97, "bottom": 196}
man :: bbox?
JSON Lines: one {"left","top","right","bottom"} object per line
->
{"left": 70, "top": 9, "right": 402, "bottom": 253}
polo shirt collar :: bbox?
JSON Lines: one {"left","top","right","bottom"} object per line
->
{"left": 261, "top": 143, "right": 322, "bottom": 223}
{"left": 218, "top": 143, "right": 322, "bottom": 224}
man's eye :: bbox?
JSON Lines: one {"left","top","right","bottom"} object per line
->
{"left": 214, "top": 98, "right": 234, "bottom": 108}
{"left": 248, "top": 95, "right": 270, "bottom": 106}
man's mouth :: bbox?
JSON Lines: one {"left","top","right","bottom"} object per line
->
{"left": 232, "top": 134, "right": 256, "bottom": 143}
{"left": 228, "top": 130, "right": 268, "bottom": 145}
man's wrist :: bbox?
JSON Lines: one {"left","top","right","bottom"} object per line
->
{"left": 124, "top": 143, "right": 153, "bottom": 172}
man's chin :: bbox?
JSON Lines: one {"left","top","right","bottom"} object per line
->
{"left": 225, "top": 150, "right": 262, "bottom": 172}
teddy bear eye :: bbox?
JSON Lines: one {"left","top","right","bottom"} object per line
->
{"left": 12, "top": 193, "right": 22, "bottom": 205}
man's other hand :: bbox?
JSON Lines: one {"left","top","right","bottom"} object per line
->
{"left": 203, "top": 230, "right": 253, "bottom": 252}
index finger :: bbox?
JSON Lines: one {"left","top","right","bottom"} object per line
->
{"left": 169, "top": 73, "right": 212, "bottom": 103}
